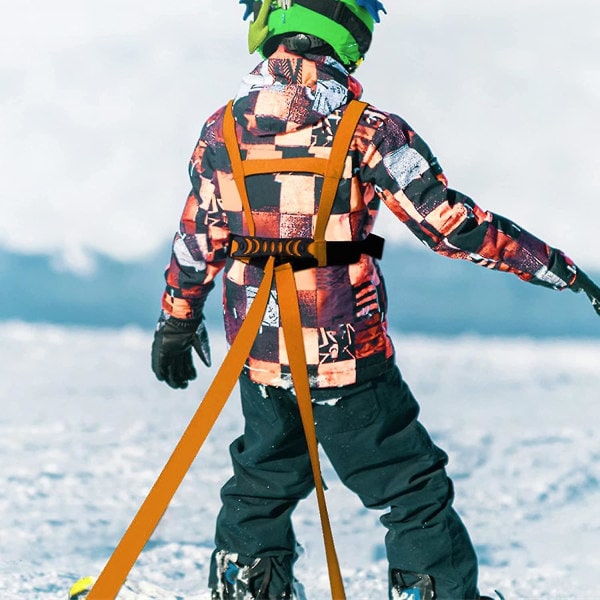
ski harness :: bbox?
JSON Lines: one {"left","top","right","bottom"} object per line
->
{"left": 225, "top": 99, "right": 383, "bottom": 270}
{"left": 84, "top": 99, "right": 383, "bottom": 600}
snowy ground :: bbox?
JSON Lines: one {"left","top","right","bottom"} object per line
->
{"left": 1, "top": 322, "right": 599, "bottom": 599}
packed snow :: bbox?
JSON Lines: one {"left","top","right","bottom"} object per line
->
{"left": 1, "top": 322, "right": 599, "bottom": 598}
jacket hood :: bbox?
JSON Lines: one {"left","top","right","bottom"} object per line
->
{"left": 232, "top": 46, "right": 363, "bottom": 136}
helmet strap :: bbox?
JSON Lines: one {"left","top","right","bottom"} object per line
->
{"left": 281, "top": 33, "right": 334, "bottom": 55}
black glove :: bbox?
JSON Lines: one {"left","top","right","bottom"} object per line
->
{"left": 571, "top": 268, "right": 600, "bottom": 316}
{"left": 151, "top": 313, "right": 211, "bottom": 389}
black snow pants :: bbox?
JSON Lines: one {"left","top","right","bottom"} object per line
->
{"left": 209, "top": 365, "right": 479, "bottom": 599}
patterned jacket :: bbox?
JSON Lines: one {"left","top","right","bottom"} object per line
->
{"left": 161, "top": 46, "right": 576, "bottom": 389}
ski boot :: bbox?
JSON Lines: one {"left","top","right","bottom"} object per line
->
{"left": 211, "top": 551, "right": 305, "bottom": 600}
{"left": 390, "top": 569, "right": 434, "bottom": 600}
{"left": 391, "top": 569, "right": 505, "bottom": 600}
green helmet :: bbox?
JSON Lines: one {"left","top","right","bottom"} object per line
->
{"left": 240, "top": 0, "right": 386, "bottom": 71}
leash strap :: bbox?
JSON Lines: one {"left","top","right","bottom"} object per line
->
{"left": 88, "top": 258, "right": 276, "bottom": 599}
{"left": 276, "top": 262, "right": 346, "bottom": 600}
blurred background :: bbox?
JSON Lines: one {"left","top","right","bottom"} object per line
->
{"left": 2, "top": 0, "right": 600, "bottom": 337}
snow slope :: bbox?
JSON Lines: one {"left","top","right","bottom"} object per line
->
{"left": 1, "top": 322, "right": 599, "bottom": 599}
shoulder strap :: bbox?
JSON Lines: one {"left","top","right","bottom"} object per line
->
{"left": 311, "top": 99, "right": 367, "bottom": 265}
{"left": 313, "top": 100, "right": 367, "bottom": 242}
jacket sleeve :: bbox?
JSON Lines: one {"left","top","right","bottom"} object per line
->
{"left": 161, "top": 114, "right": 230, "bottom": 319}
{"left": 361, "top": 110, "right": 577, "bottom": 290}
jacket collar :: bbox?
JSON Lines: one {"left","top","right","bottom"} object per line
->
{"left": 232, "top": 46, "right": 363, "bottom": 136}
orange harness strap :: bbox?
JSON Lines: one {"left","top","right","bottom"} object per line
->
{"left": 222, "top": 99, "right": 367, "bottom": 600}
{"left": 275, "top": 262, "right": 346, "bottom": 600}
{"left": 312, "top": 99, "right": 367, "bottom": 261}
{"left": 87, "top": 99, "right": 367, "bottom": 600}
{"left": 223, "top": 101, "right": 256, "bottom": 236}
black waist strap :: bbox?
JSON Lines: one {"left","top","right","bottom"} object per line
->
{"left": 229, "top": 233, "right": 384, "bottom": 270}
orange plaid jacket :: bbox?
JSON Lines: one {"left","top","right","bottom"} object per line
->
{"left": 161, "top": 47, "right": 576, "bottom": 388}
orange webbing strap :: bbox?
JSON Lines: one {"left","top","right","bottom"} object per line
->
{"left": 87, "top": 257, "right": 277, "bottom": 600}
{"left": 312, "top": 100, "right": 368, "bottom": 264}
{"left": 89, "top": 100, "right": 366, "bottom": 598}
{"left": 276, "top": 263, "right": 346, "bottom": 600}
{"left": 217, "top": 99, "right": 367, "bottom": 599}
{"left": 243, "top": 157, "right": 329, "bottom": 176}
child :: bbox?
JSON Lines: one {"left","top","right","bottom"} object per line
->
{"left": 152, "top": 2, "right": 600, "bottom": 597}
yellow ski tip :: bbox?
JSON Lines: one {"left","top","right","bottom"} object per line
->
{"left": 68, "top": 576, "right": 96, "bottom": 599}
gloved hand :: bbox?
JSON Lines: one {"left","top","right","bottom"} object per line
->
{"left": 151, "top": 313, "right": 211, "bottom": 389}
{"left": 571, "top": 268, "right": 600, "bottom": 316}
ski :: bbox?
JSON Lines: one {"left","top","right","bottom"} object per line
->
{"left": 68, "top": 576, "right": 95, "bottom": 599}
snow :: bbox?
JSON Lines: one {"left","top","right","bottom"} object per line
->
{"left": 2, "top": 322, "right": 599, "bottom": 598}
